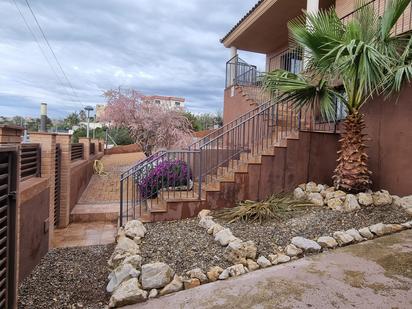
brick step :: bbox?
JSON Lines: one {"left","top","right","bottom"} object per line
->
{"left": 71, "top": 203, "right": 119, "bottom": 223}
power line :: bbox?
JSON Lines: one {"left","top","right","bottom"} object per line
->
{"left": 24, "top": 0, "right": 83, "bottom": 105}
{"left": 11, "top": 0, "right": 72, "bottom": 100}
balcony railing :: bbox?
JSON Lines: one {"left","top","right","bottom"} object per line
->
{"left": 341, "top": 0, "right": 412, "bottom": 36}
{"left": 226, "top": 56, "right": 258, "bottom": 88}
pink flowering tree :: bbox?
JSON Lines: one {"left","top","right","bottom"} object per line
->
{"left": 102, "top": 88, "right": 193, "bottom": 156}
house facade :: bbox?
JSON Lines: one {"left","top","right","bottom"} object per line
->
{"left": 143, "top": 95, "right": 185, "bottom": 109}
{"left": 220, "top": 0, "right": 412, "bottom": 195}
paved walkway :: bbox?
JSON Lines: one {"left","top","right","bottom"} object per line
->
{"left": 79, "top": 152, "right": 146, "bottom": 203}
{"left": 128, "top": 229, "right": 412, "bottom": 309}
{"left": 53, "top": 152, "right": 145, "bottom": 248}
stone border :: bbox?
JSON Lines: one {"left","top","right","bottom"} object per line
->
{"left": 106, "top": 209, "right": 412, "bottom": 308}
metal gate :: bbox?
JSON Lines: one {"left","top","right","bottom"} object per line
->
{"left": 54, "top": 144, "right": 61, "bottom": 227}
{"left": 0, "top": 146, "right": 17, "bottom": 308}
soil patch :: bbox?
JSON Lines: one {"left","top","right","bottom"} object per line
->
{"left": 214, "top": 204, "right": 411, "bottom": 257}
{"left": 141, "top": 218, "right": 232, "bottom": 275}
{"left": 18, "top": 244, "right": 114, "bottom": 309}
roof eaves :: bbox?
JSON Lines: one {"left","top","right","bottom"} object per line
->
{"left": 220, "top": 0, "right": 265, "bottom": 44}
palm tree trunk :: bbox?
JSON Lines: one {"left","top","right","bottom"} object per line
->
{"left": 333, "top": 111, "right": 372, "bottom": 193}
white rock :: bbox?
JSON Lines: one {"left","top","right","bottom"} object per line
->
{"left": 141, "top": 262, "right": 174, "bottom": 290}
{"left": 346, "top": 228, "right": 364, "bottom": 242}
{"left": 327, "top": 198, "right": 344, "bottom": 211}
{"left": 109, "top": 278, "right": 147, "bottom": 308}
{"left": 399, "top": 195, "right": 412, "bottom": 209}
{"left": 298, "top": 183, "right": 306, "bottom": 190}
{"left": 199, "top": 216, "right": 215, "bottom": 229}
{"left": 372, "top": 190, "right": 393, "bottom": 206}
{"left": 275, "top": 254, "right": 291, "bottom": 264}
{"left": 121, "top": 255, "right": 142, "bottom": 270}
{"left": 159, "top": 275, "right": 183, "bottom": 296}
{"left": 108, "top": 237, "right": 141, "bottom": 268}
{"left": 291, "top": 237, "right": 321, "bottom": 252}
{"left": 227, "top": 264, "right": 247, "bottom": 277}
{"left": 285, "top": 244, "right": 303, "bottom": 257}
{"left": 392, "top": 195, "right": 402, "bottom": 207}
{"left": 207, "top": 224, "right": 225, "bottom": 236}
{"left": 223, "top": 240, "right": 257, "bottom": 265}
{"left": 257, "top": 256, "right": 271, "bottom": 268}
{"left": 321, "top": 187, "right": 335, "bottom": 198}
{"left": 214, "top": 229, "right": 238, "bottom": 246}
{"left": 317, "top": 236, "right": 338, "bottom": 248}
{"left": 148, "top": 289, "right": 158, "bottom": 299}
{"left": 401, "top": 221, "right": 412, "bottom": 229}
{"left": 333, "top": 231, "right": 354, "bottom": 246}
{"left": 316, "top": 184, "right": 326, "bottom": 192}
{"left": 358, "top": 227, "right": 374, "bottom": 239}
{"left": 306, "top": 182, "right": 319, "bottom": 192}
{"left": 186, "top": 268, "right": 208, "bottom": 284}
{"left": 293, "top": 187, "right": 306, "bottom": 200}
{"left": 308, "top": 193, "right": 324, "bottom": 206}
{"left": 207, "top": 266, "right": 224, "bottom": 282}
{"left": 107, "top": 263, "right": 140, "bottom": 293}
{"left": 197, "top": 209, "right": 211, "bottom": 219}
{"left": 218, "top": 268, "right": 230, "bottom": 280}
{"left": 246, "top": 259, "right": 260, "bottom": 271}
{"left": 358, "top": 193, "right": 373, "bottom": 206}
{"left": 326, "top": 190, "right": 346, "bottom": 201}
{"left": 385, "top": 224, "right": 404, "bottom": 233}
{"left": 343, "top": 194, "right": 361, "bottom": 212}
{"left": 369, "top": 223, "right": 390, "bottom": 236}
{"left": 124, "top": 220, "right": 147, "bottom": 239}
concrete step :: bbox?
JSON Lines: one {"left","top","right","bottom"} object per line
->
{"left": 71, "top": 203, "right": 119, "bottom": 223}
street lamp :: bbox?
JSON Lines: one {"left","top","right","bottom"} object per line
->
{"left": 84, "top": 105, "right": 94, "bottom": 138}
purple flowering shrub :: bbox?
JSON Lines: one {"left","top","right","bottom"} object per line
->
{"left": 139, "top": 160, "right": 192, "bottom": 199}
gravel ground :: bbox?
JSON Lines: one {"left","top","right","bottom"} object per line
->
{"left": 18, "top": 244, "right": 114, "bottom": 309}
{"left": 215, "top": 204, "right": 411, "bottom": 256}
{"left": 141, "top": 218, "right": 232, "bottom": 275}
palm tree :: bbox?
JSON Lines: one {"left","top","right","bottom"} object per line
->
{"left": 263, "top": 0, "right": 412, "bottom": 193}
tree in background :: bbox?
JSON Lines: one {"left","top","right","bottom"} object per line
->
{"left": 63, "top": 112, "right": 80, "bottom": 129}
{"left": 102, "top": 88, "right": 192, "bottom": 156}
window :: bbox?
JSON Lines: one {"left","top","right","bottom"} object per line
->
{"left": 175, "top": 102, "right": 181, "bottom": 107}
{"left": 155, "top": 100, "right": 161, "bottom": 104}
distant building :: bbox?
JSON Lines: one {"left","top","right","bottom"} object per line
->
{"left": 95, "top": 104, "right": 106, "bottom": 122}
{"left": 143, "top": 95, "right": 185, "bottom": 109}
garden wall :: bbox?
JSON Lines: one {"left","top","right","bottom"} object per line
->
{"left": 18, "top": 178, "right": 50, "bottom": 281}
{"left": 69, "top": 153, "right": 103, "bottom": 211}
{"left": 105, "top": 144, "right": 141, "bottom": 155}
{"left": 362, "top": 84, "right": 412, "bottom": 196}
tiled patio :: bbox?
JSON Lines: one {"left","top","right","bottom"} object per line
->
{"left": 53, "top": 222, "right": 117, "bottom": 248}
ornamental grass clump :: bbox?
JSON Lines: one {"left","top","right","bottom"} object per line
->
{"left": 215, "top": 193, "right": 315, "bottom": 224}
{"left": 139, "top": 160, "right": 192, "bottom": 199}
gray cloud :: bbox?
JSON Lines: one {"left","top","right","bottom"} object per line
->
{"left": 0, "top": 0, "right": 265, "bottom": 118}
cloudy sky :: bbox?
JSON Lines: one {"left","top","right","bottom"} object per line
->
{"left": 0, "top": 0, "right": 265, "bottom": 118}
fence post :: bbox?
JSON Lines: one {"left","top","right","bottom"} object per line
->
{"left": 79, "top": 137, "right": 90, "bottom": 161}
{"left": 55, "top": 134, "right": 72, "bottom": 228}
{"left": 29, "top": 132, "right": 57, "bottom": 247}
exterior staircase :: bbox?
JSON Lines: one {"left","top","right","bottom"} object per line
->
{"left": 119, "top": 91, "right": 339, "bottom": 225}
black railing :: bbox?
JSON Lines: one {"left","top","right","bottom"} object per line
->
{"left": 20, "top": 143, "right": 41, "bottom": 181}
{"left": 120, "top": 94, "right": 341, "bottom": 225}
{"left": 341, "top": 0, "right": 412, "bottom": 36}
{"left": 54, "top": 144, "right": 61, "bottom": 227}
{"left": 70, "top": 143, "right": 84, "bottom": 161}
{"left": 226, "top": 55, "right": 258, "bottom": 88}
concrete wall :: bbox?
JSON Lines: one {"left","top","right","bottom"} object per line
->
{"left": 19, "top": 178, "right": 50, "bottom": 281}
{"left": 362, "top": 85, "right": 412, "bottom": 196}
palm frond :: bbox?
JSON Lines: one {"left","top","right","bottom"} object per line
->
{"left": 263, "top": 70, "right": 344, "bottom": 121}
{"left": 380, "top": 0, "right": 411, "bottom": 41}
